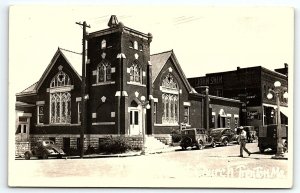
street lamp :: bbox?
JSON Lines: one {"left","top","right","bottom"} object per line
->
{"left": 267, "top": 81, "right": 288, "bottom": 159}
{"left": 140, "top": 96, "right": 151, "bottom": 155}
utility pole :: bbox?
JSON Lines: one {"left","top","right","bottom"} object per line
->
{"left": 76, "top": 21, "right": 90, "bottom": 158}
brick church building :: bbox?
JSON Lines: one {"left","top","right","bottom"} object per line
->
{"left": 15, "top": 15, "right": 241, "bottom": 155}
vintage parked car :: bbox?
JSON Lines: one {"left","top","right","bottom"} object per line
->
{"left": 180, "top": 128, "right": 216, "bottom": 150}
{"left": 209, "top": 128, "right": 235, "bottom": 146}
{"left": 24, "top": 140, "right": 65, "bottom": 160}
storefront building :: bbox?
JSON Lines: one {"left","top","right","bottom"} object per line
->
{"left": 188, "top": 65, "right": 288, "bottom": 132}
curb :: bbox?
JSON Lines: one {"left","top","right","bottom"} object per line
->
{"left": 67, "top": 147, "right": 182, "bottom": 159}
{"left": 15, "top": 146, "right": 182, "bottom": 160}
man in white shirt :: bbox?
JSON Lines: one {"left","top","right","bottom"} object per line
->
{"left": 239, "top": 126, "right": 251, "bottom": 157}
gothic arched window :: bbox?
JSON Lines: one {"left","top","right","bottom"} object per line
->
{"left": 49, "top": 70, "right": 72, "bottom": 124}
{"left": 50, "top": 71, "right": 71, "bottom": 88}
{"left": 129, "top": 61, "right": 142, "bottom": 83}
{"left": 161, "top": 73, "right": 179, "bottom": 124}
{"left": 97, "top": 60, "right": 112, "bottom": 83}
{"left": 133, "top": 41, "right": 138, "bottom": 50}
{"left": 101, "top": 39, "right": 106, "bottom": 49}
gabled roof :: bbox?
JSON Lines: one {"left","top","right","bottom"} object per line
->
{"left": 59, "top": 48, "right": 82, "bottom": 76}
{"left": 150, "top": 50, "right": 196, "bottom": 94}
{"left": 35, "top": 48, "right": 82, "bottom": 91}
{"left": 17, "top": 82, "right": 38, "bottom": 95}
{"left": 150, "top": 50, "right": 173, "bottom": 82}
{"left": 17, "top": 48, "right": 82, "bottom": 96}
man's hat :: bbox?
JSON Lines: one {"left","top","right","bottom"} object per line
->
{"left": 240, "top": 126, "right": 244, "bottom": 130}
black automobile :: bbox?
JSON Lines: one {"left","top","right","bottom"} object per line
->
{"left": 24, "top": 140, "right": 65, "bottom": 160}
{"left": 180, "top": 128, "right": 216, "bottom": 150}
{"left": 209, "top": 128, "right": 235, "bottom": 146}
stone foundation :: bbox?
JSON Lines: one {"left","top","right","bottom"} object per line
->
{"left": 21, "top": 134, "right": 144, "bottom": 152}
{"left": 15, "top": 142, "right": 30, "bottom": 157}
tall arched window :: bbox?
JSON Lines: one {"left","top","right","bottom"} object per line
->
{"left": 97, "top": 60, "right": 111, "bottom": 83}
{"left": 161, "top": 73, "right": 179, "bottom": 124}
{"left": 133, "top": 41, "right": 138, "bottom": 50}
{"left": 129, "top": 61, "right": 142, "bottom": 83}
{"left": 101, "top": 39, "right": 106, "bottom": 49}
{"left": 49, "top": 70, "right": 72, "bottom": 124}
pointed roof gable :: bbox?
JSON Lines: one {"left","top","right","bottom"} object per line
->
{"left": 17, "top": 48, "right": 82, "bottom": 96}
{"left": 16, "top": 81, "right": 39, "bottom": 96}
{"left": 150, "top": 50, "right": 173, "bottom": 82}
{"left": 35, "top": 48, "right": 82, "bottom": 92}
{"left": 150, "top": 50, "right": 196, "bottom": 94}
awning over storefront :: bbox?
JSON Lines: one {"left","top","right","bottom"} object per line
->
{"left": 279, "top": 106, "right": 288, "bottom": 117}
{"left": 262, "top": 103, "right": 288, "bottom": 117}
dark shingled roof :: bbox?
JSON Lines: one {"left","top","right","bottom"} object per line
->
{"left": 150, "top": 50, "right": 173, "bottom": 83}
{"left": 19, "top": 82, "right": 38, "bottom": 94}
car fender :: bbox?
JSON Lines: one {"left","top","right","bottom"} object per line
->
{"left": 220, "top": 136, "right": 229, "bottom": 142}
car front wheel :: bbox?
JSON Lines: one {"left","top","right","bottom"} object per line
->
{"left": 223, "top": 139, "right": 229, "bottom": 146}
{"left": 211, "top": 141, "right": 216, "bottom": 148}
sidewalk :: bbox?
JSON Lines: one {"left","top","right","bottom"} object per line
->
{"left": 67, "top": 145, "right": 182, "bottom": 159}
{"left": 15, "top": 145, "right": 182, "bottom": 160}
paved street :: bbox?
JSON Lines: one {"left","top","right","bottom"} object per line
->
{"left": 10, "top": 142, "right": 291, "bottom": 188}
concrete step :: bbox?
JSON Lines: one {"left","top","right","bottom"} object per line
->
{"left": 144, "top": 136, "right": 170, "bottom": 153}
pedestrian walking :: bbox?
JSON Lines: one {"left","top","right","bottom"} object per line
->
{"left": 239, "top": 126, "right": 251, "bottom": 157}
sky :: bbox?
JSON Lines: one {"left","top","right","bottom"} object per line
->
{"left": 9, "top": 6, "right": 294, "bottom": 96}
